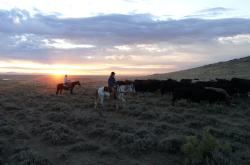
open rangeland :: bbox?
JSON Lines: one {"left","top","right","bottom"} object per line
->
{"left": 0, "top": 75, "right": 250, "bottom": 165}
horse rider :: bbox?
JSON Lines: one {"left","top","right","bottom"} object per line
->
{"left": 64, "top": 75, "right": 71, "bottom": 87}
{"left": 108, "top": 72, "right": 117, "bottom": 99}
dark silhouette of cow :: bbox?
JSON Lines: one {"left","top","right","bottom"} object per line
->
{"left": 172, "top": 86, "right": 231, "bottom": 105}
{"left": 231, "top": 78, "right": 250, "bottom": 96}
{"left": 134, "top": 79, "right": 163, "bottom": 93}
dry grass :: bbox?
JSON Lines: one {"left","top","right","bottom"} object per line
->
{"left": 149, "top": 55, "right": 250, "bottom": 80}
{"left": 0, "top": 75, "right": 249, "bottom": 164}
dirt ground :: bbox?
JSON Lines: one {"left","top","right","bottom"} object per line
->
{"left": 0, "top": 75, "right": 250, "bottom": 165}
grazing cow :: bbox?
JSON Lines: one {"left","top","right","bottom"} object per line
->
{"left": 160, "top": 79, "right": 180, "bottom": 96}
{"left": 134, "top": 79, "right": 163, "bottom": 93}
{"left": 231, "top": 78, "right": 250, "bottom": 96}
{"left": 161, "top": 79, "right": 198, "bottom": 96}
{"left": 180, "top": 79, "right": 192, "bottom": 84}
{"left": 117, "top": 80, "right": 134, "bottom": 86}
{"left": 94, "top": 84, "right": 135, "bottom": 109}
{"left": 205, "top": 87, "right": 231, "bottom": 104}
{"left": 172, "top": 86, "right": 231, "bottom": 105}
{"left": 193, "top": 79, "right": 236, "bottom": 96}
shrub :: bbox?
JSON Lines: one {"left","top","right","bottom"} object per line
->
{"left": 99, "top": 147, "right": 116, "bottom": 157}
{"left": 67, "top": 141, "right": 99, "bottom": 152}
{"left": 182, "top": 130, "right": 232, "bottom": 165}
{"left": 32, "top": 122, "right": 80, "bottom": 145}
{"left": 0, "top": 125, "right": 14, "bottom": 135}
{"left": 9, "top": 148, "right": 52, "bottom": 165}
{"left": 160, "top": 113, "right": 184, "bottom": 124}
{"left": 117, "top": 131, "right": 158, "bottom": 156}
{"left": 138, "top": 111, "right": 158, "bottom": 120}
{"left": 158, "top": 136, "right": 184, "bottom": 154}
{"left": 46, "top": 112, "right": 68, "bottom": 123}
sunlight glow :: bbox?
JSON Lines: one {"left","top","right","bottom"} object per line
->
{"left": 0, "top": 59, "right": 180, "bottom": 75}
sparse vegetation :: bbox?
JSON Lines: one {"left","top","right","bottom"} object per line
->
{"left": 9, "top": 147, "right": 52, "bottom": 165}
{"left": 149, "top": 56, "right": 250, "bottom": 80}
{"left": 182, "top": 130, "right": 233, "bottom": 165}
{"left": 0, "top": 76, "right": 249, "bottom": 164}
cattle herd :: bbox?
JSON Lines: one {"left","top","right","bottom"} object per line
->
{"left": 120, "top": 78, "right": 250, "bottom": 105}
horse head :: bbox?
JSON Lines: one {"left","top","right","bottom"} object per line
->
{"left": 104, "top": 87, "right": 109, "bottom": 92}
{"left": 75, "top": 81, "right": 81, "bottom": 86}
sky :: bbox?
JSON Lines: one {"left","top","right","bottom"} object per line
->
{"left": 0, "top": 0, "right": 250, "bottom": 75}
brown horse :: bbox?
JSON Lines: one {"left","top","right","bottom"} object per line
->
{"left": 56, "top": 81, "right": 81, "bottom": 95}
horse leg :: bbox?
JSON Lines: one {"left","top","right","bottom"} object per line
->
{"left": 56, "top": 88, "right": 59, "bottom": 95}
{"left": 115, "top": 100, "right": 119, "bottom": 111}
{"left": 118, "top": 93, "right": 125, "bottom": 109}
{"left": 56, "top": 85, "right": 60, "bottom": 95}
{"left": 100, "top": 96, "right": 104, "bottom": 108}
{"left": 94, "top": 90, "right": 98, "bottom": 109}
{"left": 99, "top": 96, "right": 104, "bottom": 116}
{"left": 121, "top": 95, "right": 126, "bottom": 108}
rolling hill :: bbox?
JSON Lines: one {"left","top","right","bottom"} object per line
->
{"left": 148, "top": 56, "right": 250, "bottom": 80}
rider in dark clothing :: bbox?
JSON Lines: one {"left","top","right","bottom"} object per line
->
{"left": 108, "top": 74, "right": 116, "bottom": 88}
{"left": 108, "top": 72, "right": 117, "bottom": 99}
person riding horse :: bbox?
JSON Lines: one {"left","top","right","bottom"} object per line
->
{"left": 108, "top": 72, "right": 117, "bottom": 99}
{"left": 64, "top": 75, "right": 71, "bottom": 88}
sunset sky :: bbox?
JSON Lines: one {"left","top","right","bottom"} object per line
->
{"left": 0, "top": 0, "right": 250, "bottom": 75}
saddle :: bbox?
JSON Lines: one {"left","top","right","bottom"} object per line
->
{"left": 104, "top": 86, "right": 117, "bottom": 99}
{"left": 63, "top": 83, "right": 71, "bottom": 89}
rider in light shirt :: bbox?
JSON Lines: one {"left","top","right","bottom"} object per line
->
{"left": 64, "top": 75, "right": 71, "bottom": 87}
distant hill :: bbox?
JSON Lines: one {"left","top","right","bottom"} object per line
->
{"left": 148, "top": 56, "right": 250, "bottom": 80}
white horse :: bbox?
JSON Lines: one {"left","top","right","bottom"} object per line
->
{"left": 94, "top": 84, "right": 135, "bottom": 109}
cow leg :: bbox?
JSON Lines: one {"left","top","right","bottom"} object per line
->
{"left": 160, "top": 89, "right": 165, "bottom": 96}
{"left": 172, "top": 97, "right": 177, "bottom": 106}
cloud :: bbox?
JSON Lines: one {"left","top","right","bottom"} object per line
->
{"left": 1, "top": 8, "right": 250, "bottom": 74}
{"left": 185, "top": 7, "right": 234, "bottom": 19}
{"left": 43, "top": 39, "right": 95, "bottom": 49}
{"left": 218, "top": 34, "right": 250, "bottom": 45}
{"left": 114, "top": 45, "right": 132, "bottom": 51}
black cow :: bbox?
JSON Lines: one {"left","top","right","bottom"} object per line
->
{"left": 193, "top": 79, "right": 237, "bottom": 96}
{"left": 172, "top": 86, "right": 231, "bottom": 105}
{"left": 180, "top": 79, "right": 192, "bottom": 84}
{"left": 160, "top": 79, "right": 180, "bottom": 96}
{"left": 134, "top": 79, "right": 163, "bottom": 92}
{"left": 117, "top": 80, "right": 134, "bottom": 86}
{"left": 231, "top": 78, "right": 250, "bottom": 96}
